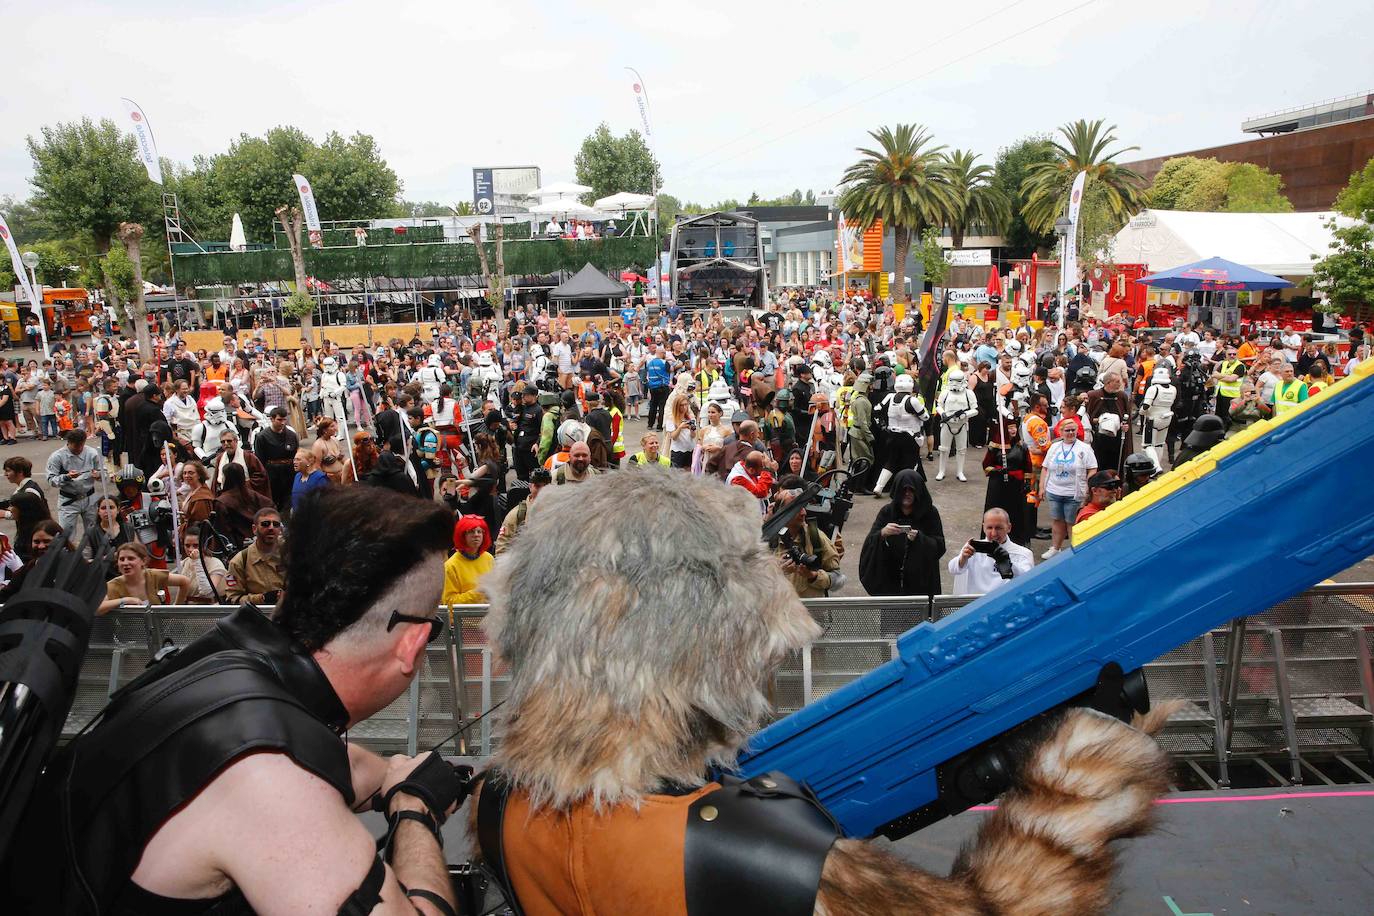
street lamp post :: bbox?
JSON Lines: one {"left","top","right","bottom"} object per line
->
{"left": 20, "top": 250, "right": 49, "bottom": 357}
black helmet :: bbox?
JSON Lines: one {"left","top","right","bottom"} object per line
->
{"left": 117, "top": 465, "right": 145, "bottom": 488}
{"left": 1183, "top": 414, "right": 1225, "bottom": 451}
{"left": 530, "top": 468, "right": 552, "bottom": 485}
{"left": 1073, "top": 364, "right": 1098, "bottom": 388}
{"left": 1123, "top": 452, "right": 1156, "bottom": 478}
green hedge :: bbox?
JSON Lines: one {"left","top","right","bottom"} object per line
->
{"left": 270, "top": 224, "right": 447, "bottom": 249}
{"left": 173, "top": 236, "right": 658, "bottom": 286}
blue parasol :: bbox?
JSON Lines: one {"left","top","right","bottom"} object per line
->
{"left": 1135, "top": 256, "right": 1293, "bottom": 292}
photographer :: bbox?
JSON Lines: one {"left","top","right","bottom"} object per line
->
{"left": 948, "top": 508, "right": 1033, "bottom": 595}
{"left": 11, "top": 487, "right": 462, "bottom": 914}
{"left": 771, "top": 475, "right": 842, "bottom": 598}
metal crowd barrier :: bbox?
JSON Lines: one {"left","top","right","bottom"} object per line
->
{"left": 73, "top": 587, "right": 1374, "bottom": 785}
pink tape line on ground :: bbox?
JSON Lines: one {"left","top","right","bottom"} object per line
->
{"left": 967, "top": 789, "right": 1374, "bottom": 812}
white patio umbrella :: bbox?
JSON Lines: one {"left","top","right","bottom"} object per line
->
{"left": 532, "top": 181, "right": 592, "bottom": 199}
{"left": 592, "top": 191, "right": 655, "bottom": 211}
{"left": 229, "top": 213, "right": 247, "bottom": 251}
{"left": 526, "top": 198, "right": 602, "bottom": 218}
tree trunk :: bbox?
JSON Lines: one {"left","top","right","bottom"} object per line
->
{"left": 276, "top": 206, "right": 314, "bottom": 341}
{"left": 893, "top": 226, "right": 911, "bottom": 302}
{"left": 117, "top": 223, "right": 152, "bottom": 359}
{"left": 951, "top": 225, "right": 965, "bottom": 250}
{"left": 467, "top": 223, "right": 496, "bottom": 314}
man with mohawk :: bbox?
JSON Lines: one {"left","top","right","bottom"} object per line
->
{"left": 475, "top": 469, "right": 1175, "bottom": 915}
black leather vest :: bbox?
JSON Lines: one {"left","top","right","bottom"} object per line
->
{"left": 7, "top": 606, "right": 354, "bottom": 914}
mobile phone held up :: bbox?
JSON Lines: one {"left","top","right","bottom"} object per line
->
{"left": 969, "top": 538, "right": 997, "bottom": 554}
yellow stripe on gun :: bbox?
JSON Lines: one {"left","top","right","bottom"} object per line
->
{"left": 1072, "top": 358, "right": 1374, "bottom": 547}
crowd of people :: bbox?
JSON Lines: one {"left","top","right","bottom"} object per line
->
{"left": 1, "top": 288, "right": 1366, "bottom": 608}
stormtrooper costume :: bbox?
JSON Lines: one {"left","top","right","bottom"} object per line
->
{"left": 1000, "top": 361, "right": 1034, "bottom": 421}
{"left": 706, "top": 377, "right": 740, "bottom": 417}
{"left": 935, "top": 370, "right": 979, "bottom": 482}
{"left": 874, "top": 373, "right": 929, "bottom": 493}
{"left": 191, "top": 398, "right": 237, "bottom": 462}
{"left": 416, "top": 354, "right": 447, "bottom": 406}
{"left": 1140, "top": 366, "right": 1177, "bottom": 472}
{"left": 810, "top": 351, "right": 844, "bottom": 398}
{"left": 318, "top": 356, "right": 350, "bottom": 429}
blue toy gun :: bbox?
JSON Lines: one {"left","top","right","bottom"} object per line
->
{"left": 738, "top": 361, "right": 1374, "bottom": 840}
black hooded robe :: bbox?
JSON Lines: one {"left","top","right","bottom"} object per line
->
{"left": 859, "top": 469, "right": 946, "bottom": 600}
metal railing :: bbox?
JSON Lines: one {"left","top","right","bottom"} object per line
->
{"left": 71, "top": 588, "right": 1374, "bottom": 783}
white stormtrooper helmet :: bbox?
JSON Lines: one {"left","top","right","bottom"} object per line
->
{"left": 708, "top": 377, "right": 731, "bottom": 403}
{"left": 811, "top": 350, "right": 833, "bottom": 372}
{"left": 475, "top": 350, "right": 493, "bottom": 369}
{"left": 203, "top": 397, "right": 227, "bottom": 425}
{"left": 894, "top": 373, "right": 915, "bottom": 394}
{"left": 557, "top": 419, "right": 588, "bottom": 446}
{"left": 1004, "top": 340, "right": 1024, "bottom": 359}
{"left": 1011, "top": 362, "right": 1033, "bottom": 388}
{"left": 947, "top": 369, "right": 968, "bottom": 393}
{"left": 322, "top": 356, "right": 338, "bottom": 373}
{"left": 1152, "top": 366, "right": 1172, "bottom": 385}
{"left": 427, "top": 353, "right": 443, "bottom": 369}
{"left": 1098, "top": 412, "right": 1123, "bottom": 436}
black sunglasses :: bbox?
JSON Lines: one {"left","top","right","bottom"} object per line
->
{"left": 387, "top": 610, "right": 445, "bottom": 644}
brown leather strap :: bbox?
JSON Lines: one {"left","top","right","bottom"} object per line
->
{"left": 475, "top": 770, "right": 525, "bottom": 916}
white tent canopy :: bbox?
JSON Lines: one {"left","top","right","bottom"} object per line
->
{"left": 526, "top": 199, "right": 603, "bottom": 218}
{"left": 593, "top": 191, "right": 655, "bottom": 211}
{"left": 531, "top": 181, "right": 592, "bottom": 199}
{"left": 1108, "top": 209, "right": 1353, "bottom": 277}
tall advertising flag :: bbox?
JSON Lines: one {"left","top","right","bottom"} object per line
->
{"left": 120, "top": 98, "right": 163, "bottom": 185}
{"left": 631, "top": 78, "right": 653, "bottom": 140}
{"left": 1060, "top": 170, "right": 1087, "bottom": 296}
{"left": 836, "top": 212, "right": 862, "bottom": 275}
{"left": 293, "top": 174, "right": 324, "bottom": 248}
{"left": 0, "top": 213, "right": 41, "bottom": 314}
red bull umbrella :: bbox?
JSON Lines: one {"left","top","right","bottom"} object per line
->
{"left": 1136, "top": 256, "right": 1293, "bottom": 292}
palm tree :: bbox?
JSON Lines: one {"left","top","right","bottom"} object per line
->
{"left": 838, "top": 124, "right": 957, "bottom": 299}
{"left": 943, "top": 149, "right": 1011, "bottom": 248}
{"left": 1020, "top": 119, "right": 1147, "bottom": 234}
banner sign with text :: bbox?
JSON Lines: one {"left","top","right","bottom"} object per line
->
{"left": 121, "top": 97, "right": 163, "bottom": 184}
{"left": 0, "top": 213, "right": 41, "bottom": 312}
{"left": 1061, "top": 170, "right": 1087, "bottom": 295}
{"left": 293, "top": 173, "right": 323, "bottom": 247}
{"left": 943, "top": 248, "right": 992, "bottom": 267}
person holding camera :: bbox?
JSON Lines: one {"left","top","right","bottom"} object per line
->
{"left": 225, "top": 507, "right": 286, "bottom": 607}
{"left": 772, "top": 475, "right": 842, "bottom": 598}
{"left": 948, "top": 508, "right": 1033, "bottom": 595}
{"left": 859, "top": 469, "right": 946, "bottom": 598}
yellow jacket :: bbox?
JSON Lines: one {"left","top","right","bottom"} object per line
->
{"left": 443, "top": 550, "right": 494, "bottom": 605}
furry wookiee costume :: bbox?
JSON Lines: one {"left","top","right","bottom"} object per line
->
{"left": 478, "top": 470, "right": 1173, "bottom": 915}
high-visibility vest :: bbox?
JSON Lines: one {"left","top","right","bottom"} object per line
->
{"left": 1216, "top": 360, "right": 1244, "bottom": 398}
{"left": 630, "top": 450, "right": 671, "bottom": 467}
{"left": 1274, "top": 379, "right": 1306, "bottom": 414}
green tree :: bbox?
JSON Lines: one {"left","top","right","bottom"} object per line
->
{"left": 1334, "top": 156, "right": 1374, "bottom": 218}
{"left": 1020, "top": 119, "right": 1146, "bottom": 235}
{"left": 915, "top": 227, "right": 948, "bottom": 290}
{"left": 0, "top": 194, "right": 61, "bottom": 244}
{"left": 1311, "top": 219, "right": 1374, "bottom": 314}
{"left": 1148, "top": 156, "right": 1292, "bottom": 212}
{"left": 27, "top": 118, "right": 159, "bottom": 253}
{"left": 992, "top": 135, "right": 1059, "bottom": 257}
{"left": 101, "top": 243, "right": 139, "bottom": 312}
{"left": 29, "top": 238, "right": 91, "bottom": 287}
{"left": 657, "top": 193, "right": 682, "bottom": 224}
{"left": 837, "top": 124, "right": 957, "bottom": 301}
{"left": 573, "top": 123, "right": 662, "bottom": 204}
{"left": 399, "top": 200, "right": 459, "bottom": 218}
{"left": 205, "top": 127, "right": 401, "bottom": 240}
{"left": 943, "top": 149, "right": 1010, "bottom": 248}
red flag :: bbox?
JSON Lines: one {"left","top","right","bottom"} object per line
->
{"left": 986, "top": 266, "right": 1003, "bottom": 304}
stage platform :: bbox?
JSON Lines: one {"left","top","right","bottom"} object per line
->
{"left": 368, "top": 783, "right": 1374, "bottom": 915}
{"left": 886, "top": 785, "right": 1374, "bottom": 915}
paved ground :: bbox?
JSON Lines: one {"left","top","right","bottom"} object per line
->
{"left": 5, "top": 410, "right": 1372, "bottom": 590}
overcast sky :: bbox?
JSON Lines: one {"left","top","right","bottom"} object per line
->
{"left": 2, "top": 0, "right": 1370, "bottom": 222}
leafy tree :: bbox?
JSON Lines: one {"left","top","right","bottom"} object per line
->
{"left": 1148, "top": 156, "right": 1292, "bottom": 212}
{"left": 993, "top": 136, "right": 1059, "bottom": 257}
{"left": 205, "top": 127, "right": 401, "bottom": 240}
{"left": 275, "top": 206, "right": 315, "bottom": 337}
{"left": 29, "top": 238, "right": 90, "bottom": 287}
{"left": 1334, "top": 156, "right": 1374, "bottom": 218}
{"left": 0, "top": 194, "right": 60, "bottom": 244}
{"left": 1148, "top": 157, "right": 1230, "bottom": 210}
{"left": 101, "top": 243, "right": 139, "bottom": 313}
{"left": 26, "top": 118, "right": 159, "bottom": 253}
{"left": 943, "top": 149, "right": 1010, "bottom": 248}
{"left": 1310, "top": 218, "right": 1374, "bottom": 314}
{"left": 837, "top": 124, "right": 957, "bottom": 302}
{"left": 656, "top": 193, "right": 682, "bottom": 224}
{"left": 399, "top": 200, "right": 459, "bottom": 218}
{"left": 915, "top": 227, "right": 947, "bottom": 290}
{"left": 117, "top": 223, "right": 152, "bottom": 356}
{"left": 1020, "top": 119, "right": 1146, "bottom": 235}
{"left": 573, "top": 123, "right": 662, "bottom": 205}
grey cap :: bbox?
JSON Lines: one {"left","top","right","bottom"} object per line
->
{"left": 731, "top": 410, "right": 750, "bottom": 424}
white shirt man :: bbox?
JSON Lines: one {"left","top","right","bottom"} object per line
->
{"left": 1346, "top": 345, "right": 1368, "bottom": 377}
{"left": 1281, "top": 328, "right": 1302, "bottom": 364}
{"left": 163, "top": 382, "right": 201, "bottom": 438}
{"left": 948, "top": 508, "right": 1034, "bottom": 595}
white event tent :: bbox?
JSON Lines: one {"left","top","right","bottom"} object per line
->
{"left": 1108, "top": 209, "right": 1353, "bottom": 278}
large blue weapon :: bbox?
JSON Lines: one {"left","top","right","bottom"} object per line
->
{"left": 738, "top": 360, "right": 1374, "bottom": 840}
